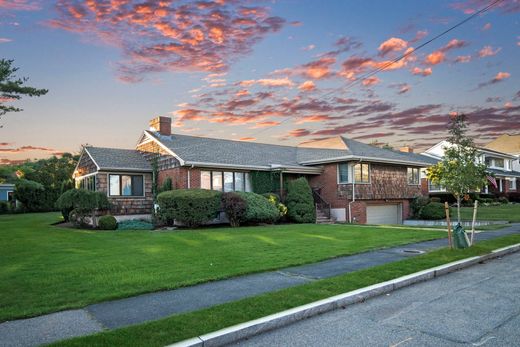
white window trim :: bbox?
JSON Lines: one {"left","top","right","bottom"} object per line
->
{"left": 107, "top": 173, "right": 146, "bottom": 198}
{"left": 337, "top": 163, "right": 371, "bottom": 184}
{"left": 200, "top": 170, "right": 251, "bottom": 192}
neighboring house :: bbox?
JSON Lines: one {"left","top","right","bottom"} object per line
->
{"left": 74, "top": 116, "right": 436, "bottom": 224}
{"left": 0, "top": 183, "right": 15, "bottom": 204}
{"left": 421, "top": 140, "right": 520, "bottom": 195}
{"left": 484, "top": 134, "right": 520, "bottom": 172}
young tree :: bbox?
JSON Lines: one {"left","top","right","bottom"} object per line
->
{"left": 427, "top": 114, "right": 487, "bottom": 223}
{"left": 1, "top": 59, "right": 48, "bottom": 125}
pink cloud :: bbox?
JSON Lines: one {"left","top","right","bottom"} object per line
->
{"left": 240, "top": 77, "right": 294, "bottom": 88}
{"left": 298, "top": 80, "right": 316, "bottom": 92}
{"left": 287, "top": 128, "right": 311, "bottom": 137}
{"left": 362, "top": 76, "right": 380, "bottom": 86}
{"left": 482, "top": 22, "right": 492, "bottom": 31}
{"left": 378, "top": 37, "right": 408, "bottom": 56}
{"left": 478, "top": 45, "right": 501, "bottom": 57}
{"left": 425, "top": 51, "right": 445, "bottom": 65}
{"left": 0, "top": 38, "right": 12, "bottom": 43}
{"left": 411, "top": 67, "right": 432, "bottom": 76}
{"left": 239, "top": 137, "right": 256, "bottom": 141}
{"left": 48, "top": 1, "right": 286, "bottom": 82}
{"left": 477, "top": 71, "right": 511, "bottom": 88}
{"left": 455, "top": 55, "right": 472, "bottom": 63}
{"left": 0, "top": 0, "right": 40, "bottom": 11}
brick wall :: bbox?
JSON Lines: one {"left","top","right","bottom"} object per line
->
{"left": 158, "top": 167, "right": 201, "bottom": 189}
{"left": 97, "top": 172, "right": 154, "bottom": 215}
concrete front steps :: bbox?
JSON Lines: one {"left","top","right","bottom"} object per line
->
{"left": 316, "top": 210, "right": 335, "bottom": 224}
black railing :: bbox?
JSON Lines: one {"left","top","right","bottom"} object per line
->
{"left": 312, "top": 188, "right": 331, "bottom": 220}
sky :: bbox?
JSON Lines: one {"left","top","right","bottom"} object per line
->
{"left": 0, "top": 0, "right": 519, "bottom": 164}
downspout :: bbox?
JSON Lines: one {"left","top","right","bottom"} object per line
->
{"left": 348, "top": 159, "right": 362, "bottom": 223}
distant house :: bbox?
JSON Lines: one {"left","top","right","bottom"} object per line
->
{"left": 484, "top": 134, "right": 520, "bottom": 172}
{"left": 74, "top": 116, "right": 435, "bottom": 224}
{"left": 0, "top": 183, "right": 15, "bottom": 203}
{"left": 422, "top": 140, "right": 520, "bottom": 195}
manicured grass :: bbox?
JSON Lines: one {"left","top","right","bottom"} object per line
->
{"left": 0, "top": 213, "right": 445, "bottom": 322}
{"left": 459, "top": 204, "right": 520, "bottom": 222}
{"left": 51, "top": 234, "right": 520, "bottom": 347}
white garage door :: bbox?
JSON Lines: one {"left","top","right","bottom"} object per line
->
{"left": 366, "top": 204, "right": 401, "bottom": 225}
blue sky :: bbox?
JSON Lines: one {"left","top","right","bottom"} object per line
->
{"left": 0, "top": 0, "right": 518, "bottom": 163}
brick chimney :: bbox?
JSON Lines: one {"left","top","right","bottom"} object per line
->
{"left": 399, "top": 146, "right": 414, "bottom": 153}
{"left": 149, "top": 116, "right": 171, "bottom": 136}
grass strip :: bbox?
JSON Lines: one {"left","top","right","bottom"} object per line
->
{"left": 51, "top": 234, "right": 520, "bottom": 347}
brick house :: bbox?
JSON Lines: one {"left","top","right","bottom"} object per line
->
{"left": 73, "top": 116, "right": 437, "bottom": 224}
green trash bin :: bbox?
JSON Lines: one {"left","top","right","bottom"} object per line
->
{"left": 453, "top": 223, "right": 469, "bottom": 249}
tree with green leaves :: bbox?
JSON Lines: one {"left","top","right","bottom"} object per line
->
{"left": 1, "top": 59, "right": 48, "bottom": 125}
{"left": 427, "top": 114, "right": 487, "bottom": 223}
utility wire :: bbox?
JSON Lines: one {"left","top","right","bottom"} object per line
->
{"left": 249, "top": 0, "right": 503, "bottom": 138}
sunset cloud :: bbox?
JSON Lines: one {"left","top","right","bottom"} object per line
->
{"left": 455, "top": 55, "right": 472, "bottom": 63}
{"left": 378, "top": 37, "right": 408, "bottom": 56}
{"left": 240, "top": 77, "right": 294, "bottom": 88}
{"left": 411, "top": 67, "right": 432, "bottom": 76}
{"left": 287, "top": 128, "right": 311, "bottom": 137}
{"left": 362, "top": 76, "right": 380, "bottom": 86}
{"left": 298, "top": 80, "right": 316, "bottom": 92}
{"left": 482, "top": 23, "right": 492, "bottom": 31}
{"left": 48, "top": 1, "right": 286, "bottom": 82}
{"left": 239, "top": 137, "right": 256, "bottom": 141}
{"left": 478, "top": 45, "right": 501, "bottom": 57}
{"left": 0, "top": 145, "right": 55, "bottom": 153}
{"left": 425, "top": 51, "right": 445, "bottom": 65}
{"left": 0, "top": 0, "right": 40, "bottom": 11}
{"left": 477, "top": 72, "right": 511, "bottom": 89}
{"left": 0, "top": 38, "right": 12, "bottom": 43}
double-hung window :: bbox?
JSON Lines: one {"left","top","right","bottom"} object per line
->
{"left": 109, "top": 174, "right": 144, "bottom": 196}
{"left": 354, "top": 163, "right": 370, "bottom": 183}
{"left": 338, "top": 163, "right": 349, "bottom": 184}
{"left": 407, "top": 167, "right": 420, "bottom": 185}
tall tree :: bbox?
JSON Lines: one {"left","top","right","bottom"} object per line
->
{"left": 1, "top": 59, "right": 48, "bottom": 126}
{"left": 427, "top": 114, "right": 487, "bottom": 223}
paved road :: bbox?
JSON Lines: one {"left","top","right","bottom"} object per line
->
{"left": 233, "top": 251, "right": 520, "bottom": 347}
{"left": 0, "top": 225, "right": 518, "bottom": 347}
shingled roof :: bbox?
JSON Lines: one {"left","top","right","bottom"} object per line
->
{"left": 85, "top": 147, "right": 151, "bottom": 171}
{"left": 146, "top": 131, "right": 436, "bottom": 169}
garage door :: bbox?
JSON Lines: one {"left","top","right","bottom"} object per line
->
{"left": 366, "top": 204, "right": 401, "bottom": 225}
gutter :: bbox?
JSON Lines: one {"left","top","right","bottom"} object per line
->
{"left": 299, "top": 155, "right": 433, "bottom": 167}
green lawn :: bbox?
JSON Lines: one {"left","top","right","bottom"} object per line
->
{"left": 52, "top": 234, "right": 520, "bottom": 347}
{"left": 459, "top": 204, "right": 520, "bottom": 222}
{"left": 0, "top": 213, "right": 445, "bottom": 322}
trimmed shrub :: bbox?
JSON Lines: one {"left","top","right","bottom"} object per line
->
{"left": 14, "top": 179, "right": 46, "bottom": 212}
{"left": 222, "top": 192, "right": 247, "bottom": 227}
{"left": 0, "top": 201, "right": 9, "bottom": 214}
{"left": 285, "top": 178, "right": 315, "bottom": 223}
{"left": 56, "top": 189, "right": 111, "bottom": 227}
{"left": 235, "top": 192, "right": 279, "bottom": 224}
{"left": 98, "top": 215, "right": 117, "bottom": 230}
{"left": 117, "top": 220, "right": 154, "bottom": 230}
{"left": 410, "top": 196, "right": 430, "bottom": 218}
{"left": 419, "top": 202, "right": 446, "bottom": 220}
{"left": 157, "top": 189, "right": 222, "bottom": 227}
{"left": 263, "top": 192, "right": 288, "bottom": 217}
{"left": 160, "top": 177, "right": 173, "bottom": 192}
{"left": 498, "top": 196, "right": 509, "bottom": 204}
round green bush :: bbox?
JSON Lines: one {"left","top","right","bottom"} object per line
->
{"left": 286, "top": 177, "right": 315, "bottom": 223}
{"left": 98, "top": 215, "right": 117, "bottom": 230}
{"left": 410, "top": 196, "right": 430, "bottom": 218}
{"left": 0, "top": 201, "right": 10, "bottom": 214}
{"left": 14, "top": 179, "right": 46, "bottom": 212}
{"left": 419, "top": 202, "right": 446, "bottom": 220}
{"left": 157, "top": 189, "right": 222, "bottom": 227}
{"left": 235, "top": 192, "right": 279, "bottom": 224}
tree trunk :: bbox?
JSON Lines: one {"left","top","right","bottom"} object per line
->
{"left": 456, "top": 195, "right": 461, "bottom": 224}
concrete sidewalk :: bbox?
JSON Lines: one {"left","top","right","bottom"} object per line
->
{"left": 1, "top": 224, "right": 518, "bottom": 347}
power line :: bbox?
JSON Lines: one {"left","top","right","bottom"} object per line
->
{"left": 249, "top": 0, "right": 503, "bottom": 138}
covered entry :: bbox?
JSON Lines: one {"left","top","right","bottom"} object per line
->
{"left": 366, "top": 204, "right": 402, "bottom": 225}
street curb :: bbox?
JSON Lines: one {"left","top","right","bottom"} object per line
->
{"left": 167, "top": 243, "right": 520, "bottom": 347}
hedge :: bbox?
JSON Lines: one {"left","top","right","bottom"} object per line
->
{"left": 55, "top": 189, "right": 111, "bottom": 226}
{"left": 98, "top": 215, "right": 117, "bottom": 230}
{"left": 14, "top": 179, "right": 46, "bottom": 212}
{"left": 235, "top": 192, "right": 279, "bottom": 224}
{"left": 285, "top": 177, "right": 315, "bottom": 223}
{"left": 419, "top": 202, "right": 447, "bottom": 220}
{"left": 157, "top": 189, "right": 222, "bottom": 227}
